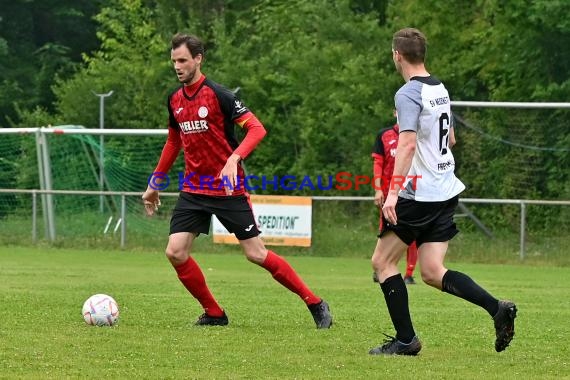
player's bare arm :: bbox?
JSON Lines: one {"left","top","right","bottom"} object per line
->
{"left": 449, "top": 126, "right": 456, "bottom": 148}
{"left": 382, "top": 131, "right": 416, "bottom": 225}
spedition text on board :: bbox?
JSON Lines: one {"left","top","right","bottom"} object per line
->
{"left": 257, "top": 215, "right": 300, "bottom": 230}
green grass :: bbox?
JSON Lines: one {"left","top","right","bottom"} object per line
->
{"left": 1, "top": 246, "right": 569, "bottom": 379}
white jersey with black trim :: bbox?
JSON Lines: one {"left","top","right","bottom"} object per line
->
{"left": 395, "top": 76, "right": 465, "bottom": 201}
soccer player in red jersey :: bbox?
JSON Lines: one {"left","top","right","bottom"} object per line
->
{"left": 372, "top": 110, "right": 419, "bottom": 285}
{"left": 142, "top": 33, "right": 332, "bottom": 328}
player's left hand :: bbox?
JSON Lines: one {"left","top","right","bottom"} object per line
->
{"left": 219, "top": 154, "right": 241, "bottom": 196}
{"left": 382, "top": 191, "right": 398, "bottom": 225}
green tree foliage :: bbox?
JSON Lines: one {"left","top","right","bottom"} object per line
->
{"left": 208, "top": 0, "right": 395, "bottom": 194}
{"left": 49, "top": 0, "right": 245, "bottom": 130}
{"left": 0, "top": 0, "right": 102, "bottom": 127}
{"left": 47, "top": 0, "right": 181, "bottom": 196}
{"left": 5, "top": 0, "right": 569, "bottom": 229}
{"left": 53, "top": 0, "right": 172, "bottom": 130}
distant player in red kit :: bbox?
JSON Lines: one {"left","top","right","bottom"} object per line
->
{"left": 371, "top": 110, "right": 421, "bottom": 285}
{"left": 142, "top": 33, "right": 332, "bottom": 328}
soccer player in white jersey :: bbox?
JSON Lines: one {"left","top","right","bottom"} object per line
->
{"left": 369, "top": 28, "right": 517, "bottom": 356}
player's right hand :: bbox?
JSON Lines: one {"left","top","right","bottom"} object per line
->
{"left": 142, "top": 187, "right": 161, "bottom": 216}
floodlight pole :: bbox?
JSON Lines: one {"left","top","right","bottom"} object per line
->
{"left": 93, "top": 90, "right": 114, "bottom": 213}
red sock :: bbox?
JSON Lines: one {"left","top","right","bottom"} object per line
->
{"left": 174, "top": 257, "right": 224, "bottom": 317}
{"left": 261, "top": 250, "right": 321, "bottom": 305}
{"left": 405, "top": 241, "right": 418, "bottom": 278}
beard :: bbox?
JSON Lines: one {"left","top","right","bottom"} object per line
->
{"left": 179, "top": 67, "right": 197, "bottom": 84}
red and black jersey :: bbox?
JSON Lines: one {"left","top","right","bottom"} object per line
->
{"left": 371, "top": 124, "right": 400, "bottom": 196}
{"left": 165, "top": 75, "right": 255, "bottom": 196}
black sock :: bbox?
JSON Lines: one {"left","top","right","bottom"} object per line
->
{"left": 380, "top": 274, "right": 415, "bottom": 343}
{"left": 442, "top": 270, "right": 499, "bottom": 316}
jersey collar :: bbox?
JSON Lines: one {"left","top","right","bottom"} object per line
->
{"left": 183, "top": 74, "right": 206, "bottom": 98}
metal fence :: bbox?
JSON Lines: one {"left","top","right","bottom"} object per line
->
{"left": 0, "top": 188, "right": 568, "bottom": 259}
{"left": 1, "top": 112, "right": 568, "bottom": 259}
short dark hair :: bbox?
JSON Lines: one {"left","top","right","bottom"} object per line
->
{"left": 171, "top": 33, "right": 204, "bottom": 58}
{"left": 392, "top": 28, "right": 427, "bottom": 64}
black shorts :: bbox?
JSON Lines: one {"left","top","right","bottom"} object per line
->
{"left": 170, "top": 192, "right": 261, "bottom": 240}
{"left": 378, "top": 195, "right": 460, "bottom": 247}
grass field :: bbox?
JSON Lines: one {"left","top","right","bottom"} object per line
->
{"left": 1, "top": 246, "right": 569, "bottom": 379}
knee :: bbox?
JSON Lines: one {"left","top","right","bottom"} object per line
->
{"left": 371, "top": 250, "right": 386, "bottom": 272}
{"left": 244, "top": 246, "right": 267, "bottom": 265}
{"left": 420, "top": 266, "right": 443, "bottom": 287}
{"left": 165, "top": 245, "right": 186, "bottom": 264}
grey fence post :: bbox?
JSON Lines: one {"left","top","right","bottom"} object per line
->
{"left": 520, "top": 202, "right": 526, "bottom": 260}
{"left": 120, "top": 194, "right": 126, "bottom": 248}
{"left": 32, "top": 190, "right": 37, "bottom": 243}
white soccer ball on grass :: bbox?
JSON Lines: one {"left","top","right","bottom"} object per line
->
{"left": 82, "top": 294, "right": 119, "bottom": 326}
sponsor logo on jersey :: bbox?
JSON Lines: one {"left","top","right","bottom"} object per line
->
{"left": 429, "top": 96, "right": 450, "bottom": 107}
{"left": 178, "top": 120, "right": 209, "bottom": 134}
{"left": 437, "top": 160, "right": 454, "bottom": 171}
{"left": 234, "top": 100, "right": 247, "bottom": 113}
{"left": 198, "top": 106, "right": 208, "bottom": 118}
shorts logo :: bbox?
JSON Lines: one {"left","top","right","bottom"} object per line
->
{"left": 245, "top": 224, "right": 254, "bottom": 232}
{"left": 198, "top": 106, "right": 208, "bottom": 118}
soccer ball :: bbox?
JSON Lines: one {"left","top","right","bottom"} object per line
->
{"left": 82, "top": 294, "right": 119, "bottom": 326}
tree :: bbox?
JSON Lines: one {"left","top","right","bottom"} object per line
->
{"left": 208, "top": 0, "right": 394, "bottom": 194}
{"left": 0, "top": 0, "right": 102, "bottom": 127}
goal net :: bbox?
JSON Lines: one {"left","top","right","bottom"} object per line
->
{"left": 450, "top": 101, "right": 570, "bottom": 231}
{"left": 0, "top": 127, "right": 183, "bottom": 246}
